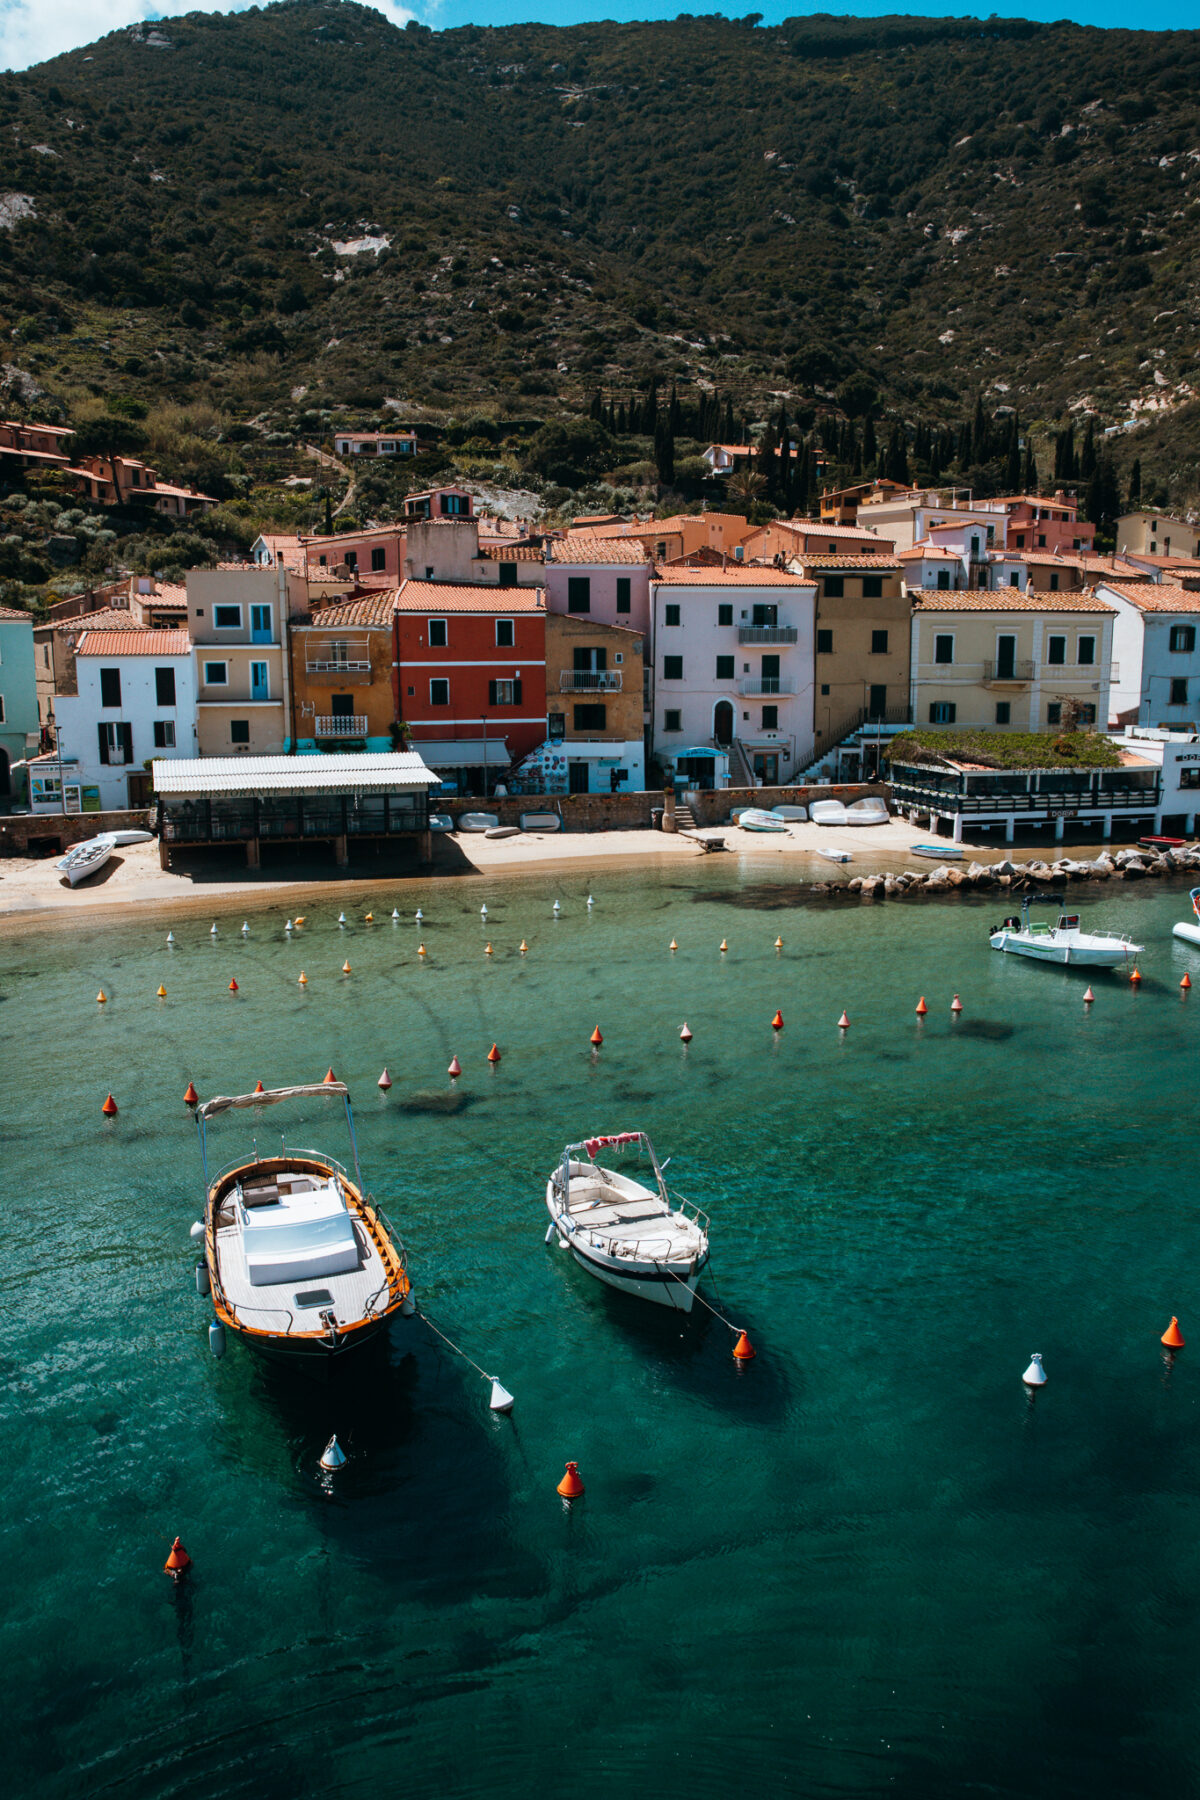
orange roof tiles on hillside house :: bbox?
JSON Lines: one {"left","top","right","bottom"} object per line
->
{"left": 0, "top": 604, "right": 32, "bottom": 622}
{"left": 295, "top": 593, "right": 398, "bottom": 630}
{"left": 1095, "top": 582, "right": 1200, "bottom": 613}
{"left": 52, "top": 607, "right": 151, "bottom": 633}
{"left": 911, "top": 588, "right": 1116, "bottom": 616}
{"left": 795, "top": 553, "right": 903, "bottom": 571}
{"left": 393, "top": 581, "right": 545, "bottom": 613}
{"left": 547, "top": 536, "right": 650, "bottom": 565}
{"left": 750, "top": 518, "right": 891, "bottom": 545}
{"left": 897, "top": 542, "right": 962, "bottom": 562}
{"left": 75, "top": 629, "right": 191, "bottom": 656}
{"left": 1021, "top": 552, "right": 1149, "bottom": 579}
{"left": 651, "top": 567, "right": 817, "bottom": 586}
{"left": 480, "top": 544, "right": 544, "bottom": 563}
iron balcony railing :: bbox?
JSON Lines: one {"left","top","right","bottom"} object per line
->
{"left": 560, "top": 670, "right": 622, "bottom": 691}
{"left": 740, "top": 677, "right": 796, "bottom": 697}
{"left": 981, "top": 659, "right": 1037, "bottom": 685}
{"left": 315, "top": 714, "right": 368, "bottom": 736}
{"left": 738, "top": 625, "right": 799, "bottom": 644}
{"left": 306, "top": 657, "right": 372, "bottom": 674}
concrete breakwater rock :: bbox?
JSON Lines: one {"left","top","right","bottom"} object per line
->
{"left": 844, "top": 845, "right": 1200, "bottom": 899}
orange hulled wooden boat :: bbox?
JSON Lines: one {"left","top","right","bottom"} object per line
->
{"left": 194, "top": 1081, "right": 412, "bottom": 1362}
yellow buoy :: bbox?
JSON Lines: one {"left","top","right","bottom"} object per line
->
{"left": 342, "top": 960, "right": 352, "bottom": 975}
{"left": 97, "top": 990, "right": 107, "bottom": 1004}
{"left": 294, "top": 916, "right": 306, "bottom": 925}
{"left": 156, "top": 984, "right": 167, "bottom": 999}
{"left": 298, "top": 972, "right": 308, "bottom": 986}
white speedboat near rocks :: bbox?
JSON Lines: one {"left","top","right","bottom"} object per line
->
{"left": 545, "top": 1131, "right": 709, "bottom": 1310}
{"left": 1173, "top": 887, "right": 1200, "bottom": 948}
{"left": 990, "top": 893, "right": 1142, "bottom": 968}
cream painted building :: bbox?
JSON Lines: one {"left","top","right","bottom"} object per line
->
{"left": 188, "top": 566, "right": 304, "bottom": 756}
{"left": 908, "top": 589, "right": 1116, "bottom": 733}
{"left": 1117, "top": 512, "right": 1200, "bottom": 559}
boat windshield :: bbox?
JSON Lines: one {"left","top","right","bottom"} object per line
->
{"left": 1058, "top": 915, "right": 1080, "bottom": 930}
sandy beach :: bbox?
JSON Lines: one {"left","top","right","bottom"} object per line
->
{"left": 0, "top": 815, "right": 1000, "bottom": 925}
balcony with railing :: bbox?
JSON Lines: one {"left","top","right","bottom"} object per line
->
{"left": 981, "top": 659, "right": 1036, "bottom": 686}
{"left": 305, "top": 634, "right": 374, "bottom": 677}
{"left": 738, "top": 625, "right": 799, "bottom": 645}
{"left": 740, "top": 677, "right": 796, "bottom": 697}
{"left": 559, "top": 670, "right": 622, "bottom": 692}
{"left": 314, "top": 714, "right": 368, "bottom": 738}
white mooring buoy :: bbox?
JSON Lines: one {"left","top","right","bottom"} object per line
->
{"left": 210, "top": 923, "right": 218, "bottom": 936}
{"left": 320, "top": 1434, "right": 347, "bottom": 1471}
{"left": 338, "top": 911, "right": 346, "bottom": 926}
{"left": 241, "top": 921, "right": 249, "bottom": 935}
{"left": 166, "top": 931, "right": 175, "bottom": 946}
{"left": 553, "top": 900, "right": 561, "bottom": 914}
{"left": 1022, "top": 1353, "right": 1047, "bottom": 1387}
{"left": 209, "top": 1318, "right": 226, "bottom": 1359}
{"left": 481, "top": 904, "right": 488, "bottom": 918}
{"left": 489, "top": 1378, "right": 515, "bottom": 1413}
{"left": 392, "top": 909, "right": 400, "bottom": 920}
{"left": 415, "top": 909, "right": 423, "bottom": 922}
{"left": 285, "top": 919, "right": 293, "bottom": 932}
{"left": 587, "top": 894, "right": 594, "bottom": 909}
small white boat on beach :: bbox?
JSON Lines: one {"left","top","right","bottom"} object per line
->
{"left": 910, "top": 843, "right": 963, "bottom": 860}
{"left": 771, "top": 804, "right": 808, "bottom": 821}
{"left": 545, "top": 1132, "right": 709, "bottom": 1311}
{"left": 520, "top": 810, "right": 562, "bottom": 833}
{"left": 737, "top": 807, "right": 790, "bottom": 833}
{"left": 1172, "top": 887, "right": 1200, "bottom": 947}
{"left": 844, "top": 797, "right": 889, "bottom": 826}
{"left": 57, "top": 836, "right": 114, "bottom": 886}
{"left": 990, "top": 893, "right": 1143, "bottom": 968}
{"left": 104, "top": 828, "right": 154, "bottom": 848}
{"left": 457, "top": 812, "right": 499, "bottom": 833}
{"left": 810, "top": 799, "right": 847, "bottom": 826}
{"left": 816, "top": 848, "right": 853, "bottom": 863}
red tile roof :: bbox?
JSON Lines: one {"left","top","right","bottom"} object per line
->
{"left": 394, "top": 581, "right": 545, "bottom": 613}
{"left": 0, "top": 604, "right": 32, "bottom": 622}
{"left": 652, "top": 567, "right": 817, "bottom": 586}
{"left": 910, "top": 588, "right": 1115, "bottom": 613}
{"left": 798, "top": 553, "right": 902, "bottom": 571}
{"left": 52, "top": 607, "right": 148, "bottom": 633}
{"left": 480, "top": 544, "right": 544, "bottom": 562}
{"left": 301, "top": 594, "right": 397, "bottom": 629}
{"left": 1096, "top": 582, "right": 1200, "bottom": 614}
{"left": 549, "top": 536, "right": 650, "bottom": 565}
{"left": 76, "top": 629, "right": 191, "bottom": 655}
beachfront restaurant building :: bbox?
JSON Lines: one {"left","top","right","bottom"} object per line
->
{"left": 887, "top": 749, "right": 1162, "bottom": 844}
{"left": 153, "top": 752, "right": 439, "bottom": 868}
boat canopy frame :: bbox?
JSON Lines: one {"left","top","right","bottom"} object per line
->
{"left": 196, "top": 1081, "right": 364, "bottom": 1198}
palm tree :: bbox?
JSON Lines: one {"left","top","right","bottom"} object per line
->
{"left": 728, "top": 469, "right": 766, "bottom": 509}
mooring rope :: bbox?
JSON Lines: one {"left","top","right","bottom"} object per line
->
{"left": 417, "top": 1307, "right": 492, "bottom": 1384}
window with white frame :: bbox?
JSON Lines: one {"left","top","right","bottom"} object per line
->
{"left": 430, "top": 678, "right": 450, "bottom": 706}
{"left": 153, "top": 720, "right": 176, "bottom": 748}
{"left": 496, "top": 619, "right": 515, "bottom": 648}
{"left": 428, "top": 619, "right": 448, "bottom": 647}
{"left": 204, "top": 661, "right": 228, "bottom": 686}
{"left": 933, "top": 634, "right": 954, "bottom": 665}
{"left": 213, "top": 605, "right": 242, "bottom": 630}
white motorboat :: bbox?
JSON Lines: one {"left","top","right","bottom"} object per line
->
{"left": 990, "top": 893, "right": 1143, "bottom": 968}
{"left": 545, "top": 1132, "right": 709, "bottom": 1311}
{"left": 1172, "top": 887, "right": 1200, "bottom": 947}
{"left": 58, "top": 836, "right": 114, "bottom": 886}
{"left": 737, "top": 807, "right": 790, "bottom": 833}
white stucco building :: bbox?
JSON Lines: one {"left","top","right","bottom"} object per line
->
{"left": 52, "top": 626, "right": 196, "bottom": 811}
{"left": 1099, "top": 581, "right": 1200, "bottom": 729}
{"left": 650, "top": 570, "right": 817, "bottom": 786}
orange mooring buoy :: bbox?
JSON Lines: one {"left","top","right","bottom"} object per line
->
{"left": 1084, "top": 986, "right": 1095, "bottom": 1004}
{"left": 156, "top": 984, "right": 167, "bottom": 999}
{"left": 228, "top": 978, "right": 239, "bottom": 993}
{"left": 183, "top": 1081, "right": 199, "bottom": 1106}
{"left": 101, "top": 1092, "right": 119, "bottom": 1117}
{"left": 448, "top": 1055, "right": 462, "bottom": 1078}
{"left": 915, "top": 996, "right": 928, "bottom": 1016}
{"left": 365, "top": 912, "right": 373, "bottom": 923}
{"left": 669, "top": 938, "right": 678, "bottom": 952}
{"left": 719, "top": 938, "right": 728, "bottom": 953}
{"left": 487, "top": 1044, "right": 502, "bottom": 1064}
{"left": 732, "top": 1329, "right": 756, "bottom": 1361}
{"left": 485, "top": 943, "right": 493, "bottom": 957}
{"left": 838, "top": 1010, "right": 850, "bottom": 1029}
{"left": 519, "top": 940, "right": 528, "bottom": 954}
{"left": 590, "top": 1026, "right": 603, "bottom": 1047}
{"left": 342, "top": 960, "right": 352, "bottom": 975}
{"left": 164, "top": 1536, "right": 192, "bottom": 1580}
{"left": 1130, "top": 967, "right": 1143, "bottom": 985}
{"left": 418, "top": 942, "right": 427, "bottom": 957}
{"left": 378, "top": 1068, "right": 392, "bottom": 1091}
{"left": 1182, "top": 973, "right": 1193, "bottom": 991}
{"left": 950, "top": 994, "right": 963, "bottom": 1015}
{"left": 253, "top": 1080, "right": 264, "bottom": 1094}
{"left": 97, "top": 990, "right": 107, "bottom": 1004}
{"left": 774, "top": 936, "right": 783, "bottom": 950}
{"left": 556, "top": 1460, "right": 585, "bottom": 1499}
{"left": 680, "top": 1022, "right": 693, "bottom": 1043}
{"left": 771, "top": 1009, "right": 784, "bottom": 1030}
{"left": 1162, "top": 1315, "right": 1186, "bottom": 1349}
{"left": 298, "top": 971, "right": 308, "bottom": 986}
{"left": 323, "top": 1067, "right": 337, "bottom": 1084}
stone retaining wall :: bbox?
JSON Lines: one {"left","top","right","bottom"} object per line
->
{"left": 441, "top": 783, "right": 887, "bottom": 833}
{"left": 0, "top": 808, "right": 154, "bottom": 857}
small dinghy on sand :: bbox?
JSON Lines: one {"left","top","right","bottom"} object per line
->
{"left": 57, "top": 836, "right": 114, "bottom": 886}
{"left": 545, "top": 1132, "right": 709, "bottom": 1311}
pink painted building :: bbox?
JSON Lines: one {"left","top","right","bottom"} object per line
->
{"left": 544, "top": 536, "right": 653, "bottom": 641}
{"left": 992, "top": 493, "right": 1095, "bottom": 556}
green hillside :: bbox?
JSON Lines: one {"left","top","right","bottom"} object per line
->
{"left": 1, "top": 1, "right": 1199, "bottom": 506}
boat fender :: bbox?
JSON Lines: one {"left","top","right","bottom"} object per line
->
{"left": 208, "top": 1318, "right": 226, "bottom": 1359}
{"left": 189, "top": 1220, "right": 205, "bottom": 1241}
{"left": 195, "top": 1259, "right": 210, "bottom": 1295}
{"left": 401, "top": 1291, "right": 416, "bottom": 1317}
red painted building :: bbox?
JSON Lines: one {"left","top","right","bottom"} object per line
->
{"left": 392, "top": 581, "right": 546, "bottom": 792}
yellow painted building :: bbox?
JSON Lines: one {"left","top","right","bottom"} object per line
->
{"left": 909, "top": 589, "right": 1116, "bottom": 733}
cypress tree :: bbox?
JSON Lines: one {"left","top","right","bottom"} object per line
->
{"left": 1127, "top": 457, "right": 1142, "bottom": 508}
{"left": 589, "top": 390, "right": 604, "bottom": 423}
{"left": 1022, "top": 437, "right": 1037, "bottom": 492}
{"left": 1086, "top": 452, "right": 1120, "bottom": 535}
{"left": 616, "top": 400, "right": 627, "bottom": 434}
{"left": 1080, "top": 415, "right": 1097, "bottom": 481}
{"left": 862, "top": 415, "right": 877, "bottom": 470}
{"left": 669, "top": 381, "right": 681, "bottom": 435}
{"left": 972, "top": 394, "right": 990, "bottom": 463}
{"left": 1005, "top": 417, "right": 1021, "bottom": 493}
{"left": 724, "top": 395, "right": 736, "bottom": 441}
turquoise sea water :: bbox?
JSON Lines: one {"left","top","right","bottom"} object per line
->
{"left": 3, "top": 866, "right": 1200, "bottom": 1799}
